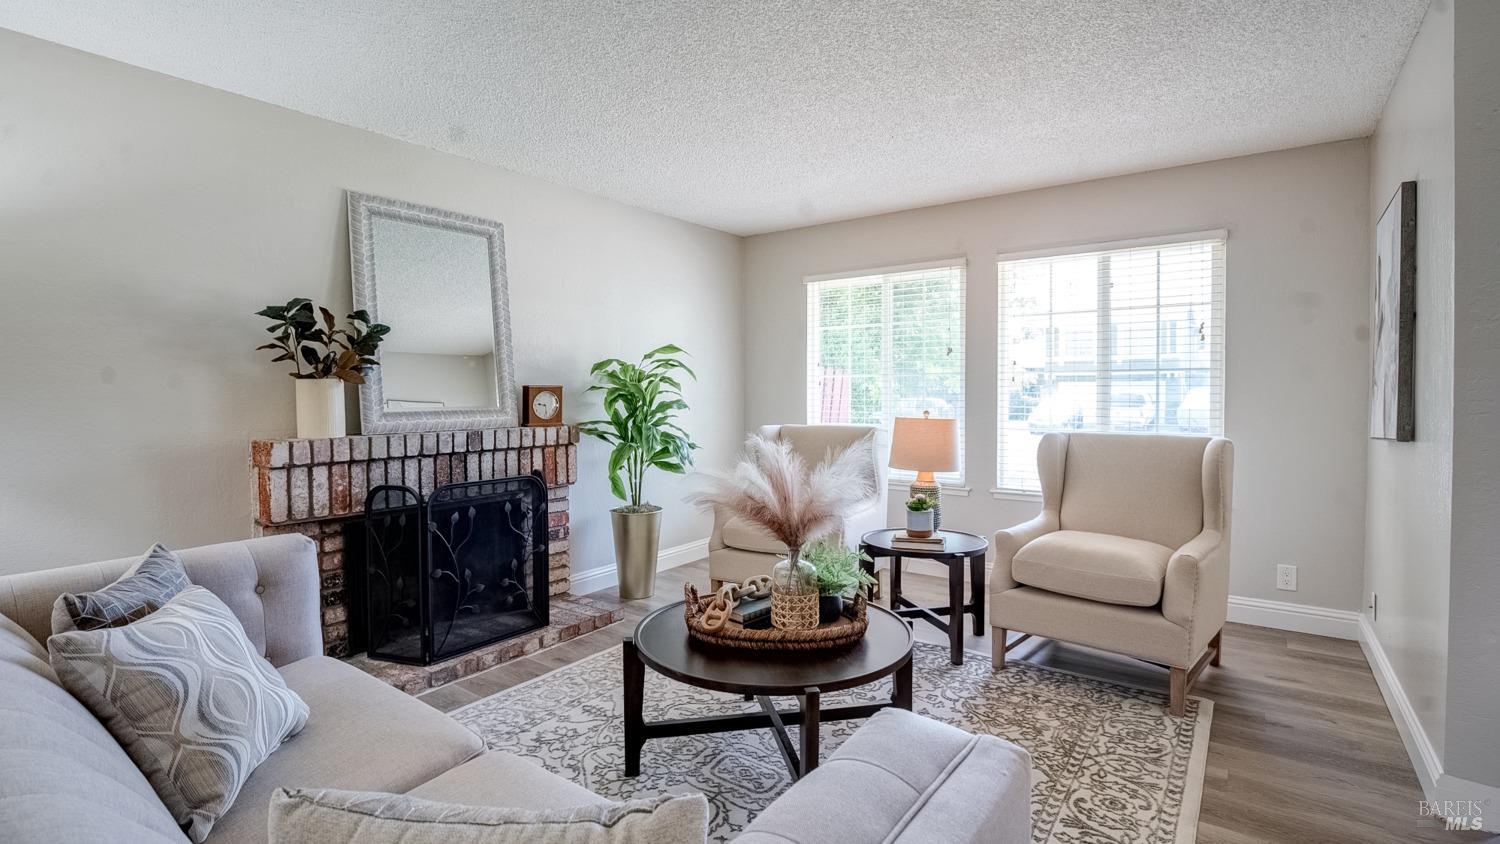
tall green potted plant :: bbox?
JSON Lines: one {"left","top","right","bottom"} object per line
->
{"left": 578, "top": 345, "right": 698, "bottom": 599}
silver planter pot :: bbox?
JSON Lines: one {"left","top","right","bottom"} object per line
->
{"left": 611, "top": 506, "right": 662, "bottom": 600}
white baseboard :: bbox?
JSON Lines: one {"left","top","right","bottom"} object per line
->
{"left": 1225, "top": 595, "right": 1361, "bottom": 640}
{"left": 658, "top": 538, "right": 711, "bottom": 571}
{"left": 1359, "top": 614, "right": 1500, "bottom": 832}
{"left": 568, "top": 537, "right": 710, "bottom": 597}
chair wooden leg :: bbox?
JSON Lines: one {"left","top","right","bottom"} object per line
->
{"left": 992, "top": 629, "right": 1008, "bottom": 670}
{"left": 1169, "top": 667, "right": 1187, "bottom": 717}
{"left": 1210, "top": 630, "right": 1222, "bottom": 667}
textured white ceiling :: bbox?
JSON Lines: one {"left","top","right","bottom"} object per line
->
{"left": 1, "top": 1, "right": 1426, "bottom": 235}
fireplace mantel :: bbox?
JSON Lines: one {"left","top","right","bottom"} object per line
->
{"left": 248, "top": 426, "right": 595, "bottom": 674}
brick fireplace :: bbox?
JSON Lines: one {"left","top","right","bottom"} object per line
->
{"left": 249, "top": 425, "right": 620, "bottom": 692}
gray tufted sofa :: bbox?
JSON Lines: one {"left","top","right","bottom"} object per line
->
{"left": 0, "top": 534, "right": 1032, "bottom": 842}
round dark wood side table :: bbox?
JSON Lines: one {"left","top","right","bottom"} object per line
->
{"left": 622, "top": 601, "right": 913, "bottom": 781}
{"left": 860, "top": 528, "right": 989, "bottom": 665}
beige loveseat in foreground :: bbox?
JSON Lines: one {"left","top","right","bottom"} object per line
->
{"left": 1, "top": 534, "right": 1034, "bottom": 843}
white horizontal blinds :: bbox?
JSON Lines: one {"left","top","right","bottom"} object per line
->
{"left": 996, "top": 235, "right": 1225, "bottom": 493}
{"left": 807, "top": 264, "right": 966, "bottom": 484}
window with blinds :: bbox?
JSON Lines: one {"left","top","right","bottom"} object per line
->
{"left": 996, "top": 232, "right": 1226, "bottom": 493}
{"left": 806, "top": 261, "right": 966, "bottom": 484}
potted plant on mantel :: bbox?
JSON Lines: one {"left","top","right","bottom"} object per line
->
{"left": 578, "top": 345, "right": 698, "bottom": 600}
{"left": 256, "top": 298, "right": 390, "bottom": 439}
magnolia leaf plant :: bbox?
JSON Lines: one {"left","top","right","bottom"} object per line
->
{"left": 255, "top": 298, "right": 391, "bottom": 383}
{"left": 577, "top": 345, "right": 699, "bottom": 512}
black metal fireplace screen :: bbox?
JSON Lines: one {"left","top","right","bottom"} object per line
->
{"left": 360, "top": 473, "right": 549, "bottom": 665}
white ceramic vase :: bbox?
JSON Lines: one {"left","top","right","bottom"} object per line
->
{"left": 295, "top": 378, "right": 346, "bottom": 439}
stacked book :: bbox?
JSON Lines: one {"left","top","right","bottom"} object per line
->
{"left": 730, "top": 596, "right": 772, "bottom": 628}
{"left": 889, "top": 532, "right": 947, "bottom": 552}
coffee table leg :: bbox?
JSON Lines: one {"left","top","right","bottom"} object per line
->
{"left": 948, "top": 559, "right": 965, "bottom": 665}
{"left": 970, "top": 552, "right": 986, "bottom": 635}
{"left": 892, "top": 655, "right": 913, "bottom": 710}
{"left": 623, "top": 637, "right": 644, "bottom": 777}
{"left": 799, "top": 687, "right": 821, "bottom": 777}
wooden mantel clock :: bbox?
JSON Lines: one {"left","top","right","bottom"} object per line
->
{"left": 522, "top": 385, "right": 563, "bottom": 426}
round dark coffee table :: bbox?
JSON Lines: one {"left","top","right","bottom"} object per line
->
{"left": 623, "top": 601, "right": 913, "bottom": 780}
{"left": 861, "top": 529, "right": 990, "bottom": 666}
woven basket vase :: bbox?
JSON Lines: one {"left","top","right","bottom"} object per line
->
{"left": 770, "top": 584, "right": 820, "bottom": 631}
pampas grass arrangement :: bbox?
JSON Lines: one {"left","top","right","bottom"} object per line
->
{"left": 688, "top": 434, "right": 875, "bottom": 589}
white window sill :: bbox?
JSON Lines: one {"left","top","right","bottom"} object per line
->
{"left": 888, "top": 479, "right": 972, "bottom": 497}
{"left": 989, "top": 488, "right": 1042, "bottom": 503}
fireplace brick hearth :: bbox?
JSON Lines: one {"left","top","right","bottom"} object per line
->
{"left": 249, "top": 426, "right": 617, "bottom": 690}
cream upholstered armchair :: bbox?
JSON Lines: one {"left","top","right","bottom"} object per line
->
{"left": 991, "top": 432, "right": 1233, "bottom": 715}
{"left": 708, "top": 424, "right": 889, "bottom": 589}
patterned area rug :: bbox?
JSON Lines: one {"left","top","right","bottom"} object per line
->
{"left": 451, "top": 641, "right": 1211, "bottom": 843}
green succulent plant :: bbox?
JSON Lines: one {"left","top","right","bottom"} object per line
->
{"left": 906, "top": 494, "right": 935, "bottom": 512}
{"left": 805, "top": 540, "right": 878, "bottom": 598}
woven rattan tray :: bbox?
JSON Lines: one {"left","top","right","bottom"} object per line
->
{"left": 683, "top": 583, "right": 869, "bottom": 651}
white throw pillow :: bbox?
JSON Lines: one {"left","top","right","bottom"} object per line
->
{"left": 268, "top": 788, "right": 710, "bottom": 844}
{"left": 48, "top": 585, "right": 309, "bottom": 842}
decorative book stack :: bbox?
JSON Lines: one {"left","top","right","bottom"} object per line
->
{"left": 730, "top": 596, "right": 772, "bottom": 627}
{"left": 889, "top": 531, "right": 948, "bottom": 553}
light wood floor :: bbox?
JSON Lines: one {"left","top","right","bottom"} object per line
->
{"left": 420, "top": 560, "right": 1492, "bottom": 843}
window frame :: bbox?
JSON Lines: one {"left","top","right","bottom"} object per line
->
{"left": 993, "top": 230, "right": 1227, "bottom": 498}
{"left": 804, "top": 257, "right": 968, "bottom": 486}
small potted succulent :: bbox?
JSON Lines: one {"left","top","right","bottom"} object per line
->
{"left": 906, "top": 494, "right": 936, "bottom": 537}
{"left": 806, "top": 540, "right": 878, "bottom": 624}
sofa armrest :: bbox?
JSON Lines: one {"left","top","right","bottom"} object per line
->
{"left": 1162, "top": 530, "right": 1229, "bottom": 650}
{"left": 991, "top": 513, "right": 1058, "bottom": 593}
{"left": 183, "top": 534, "right": 324, "bottom": 667}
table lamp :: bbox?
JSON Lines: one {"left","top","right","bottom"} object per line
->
{"left": 889, "top": 411, "right": 959, "bottom": 530}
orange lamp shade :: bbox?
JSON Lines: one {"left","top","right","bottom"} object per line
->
{"left": 888, "top": 413, "right": 959, "bottom": 473}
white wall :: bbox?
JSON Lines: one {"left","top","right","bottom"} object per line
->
{"left": 1365, "top": 0, "right": 1455, "bottom": 759}
{"left": 1445, "top": 0, "right": 1500, "bottom": 790}
{"left": 744, "top": 140, "right": 1372, "bottom": 610}
{"left": 0, "top": 30, "right": 743, "bottom": 577}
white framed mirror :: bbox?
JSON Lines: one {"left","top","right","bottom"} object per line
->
{"left": 347, "top": 191, "right": 518, "bottom": 433}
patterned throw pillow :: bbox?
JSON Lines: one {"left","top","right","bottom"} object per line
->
{"left": 51, "top": 542, "right": 192, "bottom": 633}
{"left": 268, "top": 788, "right": 710, "bottom": 844}
{"left": 48, "top": 586, "right": 309, "bottom": 843}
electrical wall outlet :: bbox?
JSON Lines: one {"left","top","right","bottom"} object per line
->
{"left": 1276, "top": 564, "right": 1298, "bottom": 591}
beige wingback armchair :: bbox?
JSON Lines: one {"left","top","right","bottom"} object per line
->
{"left": 991, "top": 432, "right": 1233, "bottom": 715}
{"left": 708, "top": 424, "right": 889, "bottom": 588}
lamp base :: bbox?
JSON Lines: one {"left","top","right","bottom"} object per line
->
{"left": 909, "top": 478, "right": 943, "bottom": 531}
